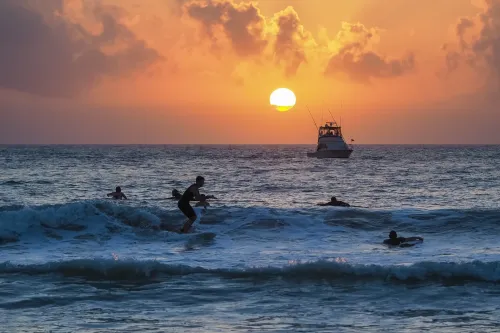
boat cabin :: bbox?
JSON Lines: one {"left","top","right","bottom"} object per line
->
{"left": 318, "top": 122, "right": 343, "bottom": 138}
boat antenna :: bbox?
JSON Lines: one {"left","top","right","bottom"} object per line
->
{"left": 327, "top": 108, "right": 338, "bottom": 125}
{"left": 327, "top": 108, "right": 335, "bottom": 122}
{"left": 306, "top": 105, "right": 318, "bottom": 130}
{"left": 340, "top": 101, "right": 343, "bottom": 127}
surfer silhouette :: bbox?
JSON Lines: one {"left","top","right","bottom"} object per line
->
{"left": 178, "top": 176, "right": 216, "bottom": 233}
{"left": 107, "top": 186, "right": 127, "bottom": 200}
{"left": 317, "top": 196, "right": 350, "bottom": 207}
{"left": 383, "top": 230, "right": 423, "bottom": 247}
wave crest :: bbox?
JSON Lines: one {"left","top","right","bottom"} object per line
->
{"left": 1, "top": 201, "right": 500, "bottom": 244}
{"left": 1, "top": 259, "right": 499, "bottom": 284}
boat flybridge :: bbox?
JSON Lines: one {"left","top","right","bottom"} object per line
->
{"left": 307, "top": 120, "right": 353, "bottom": 158}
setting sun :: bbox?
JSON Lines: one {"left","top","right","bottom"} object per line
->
{"left": 270, "top": 88, "right": 296, "bottom": 112}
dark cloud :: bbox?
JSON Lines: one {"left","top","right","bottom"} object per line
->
{"left": 0, "top": 0, "right": 162, "bottom": 98}
{"left": 273, "top": 7, "right": 311, "bottom": 77}
{"left": 445, "top": 0, "right": 500, "bottom": 90}
{"left": 183, "top": 1, "right": 315, "bottom": 77}
{"left": 324, "top": 22, "right": 415, "bottom": 82}
{"left": 184, "top": 0, "right": 267, "bottom": 57}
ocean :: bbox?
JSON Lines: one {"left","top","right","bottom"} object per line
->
{"left": 1, "top": 145, "right": 500, "bottom": 332}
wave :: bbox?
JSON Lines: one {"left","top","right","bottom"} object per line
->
{"left": 0, "top": 180, "right": 24, "bottom": 186}
{"left": 1, "top": 259, "right": 500, "bottom": 284}
{"left": 0, "top": 180, "right": 53, "bottom": 186}
{"left": 1, "top": 201, "right": 500, "bottom": 244}
{"left": 0, "top": 201, "right": 185, "bottom": 244}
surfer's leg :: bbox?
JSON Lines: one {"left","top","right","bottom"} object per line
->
{"left": 178, "top": 203, "right": 197, "bottom": 233}
{"left": 180, "top": 216, "right": 196, "bottom": 233}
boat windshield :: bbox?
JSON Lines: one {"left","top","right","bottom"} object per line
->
{"left": 319, "top": 124, "right": 342, "bottom": 137}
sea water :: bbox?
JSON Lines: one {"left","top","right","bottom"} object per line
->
{"left": 1, "top": 145, "right": 499, "bottom": 332}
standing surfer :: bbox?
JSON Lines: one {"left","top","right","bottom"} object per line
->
{"left": 178, "top": 176, "right": 215, "bottom": 233}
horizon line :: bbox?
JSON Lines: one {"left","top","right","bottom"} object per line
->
{"left": 1, "top": 143, "right": 499, "bottom": 146}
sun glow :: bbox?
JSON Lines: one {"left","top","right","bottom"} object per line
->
{"left": 270, "top": 88, "right": 296, "bottom": 112}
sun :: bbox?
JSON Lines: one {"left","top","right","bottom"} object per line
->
{"left": 270, "top": 88, "right": 296, "bottom": 112}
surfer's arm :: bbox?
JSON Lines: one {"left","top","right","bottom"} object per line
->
{"left": 121, "top": 193, "right": 128, "bottom": 200}
{"left": 192, "top": 188, "right": 203, "bottom": 201}
{"left": 107, "top": 192, "right": 115, "bottom": 197}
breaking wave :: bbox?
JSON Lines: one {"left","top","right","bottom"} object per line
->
{"left": 1, "top": 259, "right": 500, "bottom": 284}
{"left": 1, "top": 201, "right": 500, "bottom": 244}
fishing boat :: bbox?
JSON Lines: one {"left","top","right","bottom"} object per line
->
{"left": 307, "top": 120, "right": 353, "bottom": 158}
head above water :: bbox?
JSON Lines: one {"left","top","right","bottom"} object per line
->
{"left": 172, "top": 189, "right": 180, "bottom": 197}
{"left": 116, "top": 186, "right": 121, "bottom": 193}
{"left": 196, "top": 176, "right": 205, "bottom": 187}
{"left": 389, "top": 230, "right": 397, "bottom": 239}
{"left": 330, "top": 196, "right": 337, "bottom": 202}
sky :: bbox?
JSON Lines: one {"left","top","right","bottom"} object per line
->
{"left": 0, "top": 0, "right": 499, "bottom": 144}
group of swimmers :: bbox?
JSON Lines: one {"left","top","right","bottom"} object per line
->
{"left": 106, "top": 176, "right": 424, "bottom": 245}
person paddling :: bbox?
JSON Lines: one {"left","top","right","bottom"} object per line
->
{"left": 317, "top": 196, "right": 350, "bottom": 207}
{"left": 169, "top": 189, "right": 181, "bottom": 200}
{"left": 107, "top": 186, "right": 127, "bottom": 200}
{"left": 383, "top": 230, "right": 423, "bottom": 247}
{"left": 195, "top": 194, "right": 210, "bottom": 208}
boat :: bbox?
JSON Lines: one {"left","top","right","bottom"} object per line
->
{"left": 307, "top": 120, "right": 353, "bottom": 158}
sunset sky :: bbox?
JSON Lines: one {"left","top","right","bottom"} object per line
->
{"left": 1, "top": 0, "right": 499, "bottom": 144}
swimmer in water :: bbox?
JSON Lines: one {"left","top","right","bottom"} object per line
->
{"left": 383, "top": 230, "right": 423, "bottom": 247}
{"left": 195, "top": 194, "right": 210, "bottom": 208}
{"left": 168, "top": 189, "right": 182, "bottom": 200}
{"left": 107, "top": 186, "right": 127, "bottom": 200}
{"left": 317, "top": 196, "right": 350, "bottom": 207}
{"left": 178, "top": 176, "right": 216, "bottom": 233}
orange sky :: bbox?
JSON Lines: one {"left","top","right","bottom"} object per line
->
{"left": 0, "top": 0, "right": 499, "bottom": 144}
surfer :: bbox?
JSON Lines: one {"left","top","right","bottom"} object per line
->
{"left": 178, "top": 176, "right": 215, "bottom": 233}
{"left": 317, "top": 196, "right": 350, "bottom": 207}
{"left": 107, "top": 186, "right": 127, "bottom": 200}
{"left": 168, "top": 189, "right": 182, "bottom": 200}
{"left": 383, "top": 230, "right": 423, "bottom": 247}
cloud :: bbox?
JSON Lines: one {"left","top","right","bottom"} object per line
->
{"left": 183, "top": 0, "right": 316, "bottom": 76}
{"left": 324, "top": 22, "right": 415, "bottom": 82}
{"left": 183, "top": 1, "right": 414, "bottom": 82}
{"left": 272, "top": 7, "right": 315, "bottom": 77}
{"left": 183, "top": 0, "right": 268, "bottom": 56}
{"left": 0, "top": 0, "right": 162, "bottom": 98}
{"left": 444, "top": 0, "right": 500, "bottom": 90}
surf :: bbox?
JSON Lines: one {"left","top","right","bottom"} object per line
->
{"left": 2, "top": 258, "right": 500, "bottom": 284}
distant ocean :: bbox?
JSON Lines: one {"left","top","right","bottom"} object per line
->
{"left": 1, "top": 145, "right": 500, "bottom": 332}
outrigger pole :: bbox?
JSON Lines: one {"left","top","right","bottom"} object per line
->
{"left": 306, "top": 105, "right": 319, "bottom": 131}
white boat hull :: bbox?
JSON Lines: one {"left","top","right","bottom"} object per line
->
{"left": 307, "top": 149, "right": 353, "bottom": 159}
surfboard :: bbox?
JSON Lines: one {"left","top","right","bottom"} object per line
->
{"left": 400, "top": 239, "right": 423, "bottom": 248}
{"left": 190, "top": 232, "right": 216, "bottom": 240}
{"left": 184, "top": 231, "right": 216, "bottom": 248}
